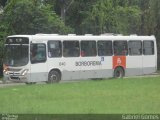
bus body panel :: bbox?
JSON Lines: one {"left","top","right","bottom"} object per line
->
{"left": 126, "top": 56, "right": 143, "bottom": 76}
{"left": 76, "top": 56, "right": 113, "bottom": 79}
{"left": 30, "top": 63, "right": 48, "bottom": 82}
{"left": 142, "top": 55, "right": 157, "bottom": 74}
{"left": 50, "top": 57, "right": 81, "bottom": 80}
{"left": 47, "top": 56, "right": 113, "bottom": 81}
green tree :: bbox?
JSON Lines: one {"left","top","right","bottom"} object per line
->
{"left": 0, "top": 0, "right": 7, "bottom": 8}
{"left": 147, "top": 0, "right": 160, "bottom": 67}
{"left": 65, "top": 0, "right": 97, "bottom": 34}
{"left": 79, "top": 0, "right": 141, "bottom": 34}
{"left": 137, "top": 0, "right": 160, "bottom": 67}
{"left": 0, "top": 0, "right": 73, "bottom": 35}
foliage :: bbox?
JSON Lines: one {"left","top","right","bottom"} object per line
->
{"left": 69, "top": 0, "right": 141, "bottom": 35}
{"left": 0, "top": 0, "right": 7, "bottom": 8}
{"left": 0, "top": 17, "right": 7, "bottom": 67}
{"left": 138, "top": 0, "right": 160, "bottom": 66}
{"left": 1, "top": 0, "right": 72, "bottom": 35}
{"left": 65, "top": 0, "right": 98, "bottom": 34}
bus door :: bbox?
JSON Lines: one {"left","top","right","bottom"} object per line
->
{"left": 30, "top": 43, "right": 48, "bottom": 82}
{"left": 127, "top": 41, "right": 143, "bottom": 76}
{"left": 142, "top": 41, "right": 156, "bottom": 74}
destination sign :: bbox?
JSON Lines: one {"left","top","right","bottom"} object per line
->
{"left": 6, "top": 37, "right": 29, "bottom": 44}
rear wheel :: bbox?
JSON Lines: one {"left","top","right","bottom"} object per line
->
{"left": 48, "top": 70, "right": 61, "bottom": 83}
{"left": 114, "top": 67, "right": 124, "bottom": 78}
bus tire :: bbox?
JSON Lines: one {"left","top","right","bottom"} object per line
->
{"left": 114, "top": 67, "right": 125, "bottom": 78}
{"left": 48, "top": 70, "right": 61, "bottom": 83}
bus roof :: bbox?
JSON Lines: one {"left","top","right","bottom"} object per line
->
{"left": 7, "top": 34, "right": 156, "bottom": 41}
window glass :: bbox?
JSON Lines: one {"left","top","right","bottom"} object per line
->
{"left": 63, "top": 41, "right": 80, "bottom": 57}
{"left": 113, "top": 41, "right": 128, "bottom": 56}
{"left": 30, "top": 43, "right": 46, "bottom": 63}
{"left": 4, "top": 45, "right": 29, "bottom": 67}
{"left": 128, "top": 41, "right": 142, "bottom": 55}
{"left": 143, "top": 41, "right": 154, "bottom": 55}
{"left": 48, "top": 41, "right": 62, "bottom": 57}
{"left": 97, "top": 41, "right": 112, "bottom": 56}
{"left": 81, "top": 41, "right": 97, "bottom": 57}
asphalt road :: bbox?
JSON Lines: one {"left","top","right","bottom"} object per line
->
{"left": 0, "top": 80, "right": 26, "bottom": 88}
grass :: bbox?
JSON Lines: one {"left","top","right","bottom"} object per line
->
{"left": 0, "top": 76, "right": 160, "bottom": 114}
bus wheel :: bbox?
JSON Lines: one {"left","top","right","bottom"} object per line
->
{"left": 48, "top": 70, "right": 61, "bottom": 83}
{"left": 114, "top": 67, "right": 124, "bottom": 78}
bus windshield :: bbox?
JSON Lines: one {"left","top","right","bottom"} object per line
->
{"left": 4, "top": 45, "right": 29, "bottom": 67}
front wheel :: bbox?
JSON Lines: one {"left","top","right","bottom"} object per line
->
{"left": 114, "top": 67, "right": 125, "bottom": 78}
{"left": 48, "top": 70, "right": 61, "bottom": 83}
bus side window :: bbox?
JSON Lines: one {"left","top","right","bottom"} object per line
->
{"left": 113, "top": 41, "right": 128, "bottom": 56}
{"left": 63, "top": 41, "right": 80, "bottom": 57}
{"left": 81, "top": 41, "right": 97, "bottom": 57}
{"left": 98, "top": 41, "right": 112, "bottom": 56}
{"left": 48, "top": 41, "right": 62, "bottom": 58}
{"left": 128, "top": 41, "right": 142, "bottom": 55}
{"left": 143, "top": 41, "right": 154, "bottom": 55}
{"left": 30, "top": 43, "right": 46, "bottom": 63}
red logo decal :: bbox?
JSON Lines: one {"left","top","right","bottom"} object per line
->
{"left": 113, "top": 56, "right": 126, "bottom": 69}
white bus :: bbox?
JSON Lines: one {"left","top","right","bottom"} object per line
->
{"left": 3, "top": 34, "right": 157, "bottom": 83}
